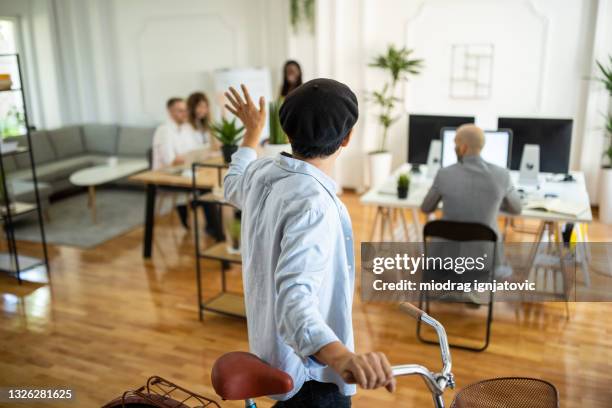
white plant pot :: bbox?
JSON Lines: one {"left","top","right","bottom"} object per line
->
{"left": 598, "top": 168, "right": 612, "bottom": 224}
{"left": 262, "top": 143, "right": 291, "bottom": 158}
{"left": 368, "top": 151, "right": 392, "bottom": 188}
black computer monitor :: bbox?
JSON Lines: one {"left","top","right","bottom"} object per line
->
{"left": 497, "top": 117, "right": 573, "bottom": 174}
{"left": 408, "top": 114, "right": 475, "bottom": 164}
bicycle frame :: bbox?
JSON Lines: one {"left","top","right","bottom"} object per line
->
{"left": 393, "top": 303, "right": 455, "bottom": 408}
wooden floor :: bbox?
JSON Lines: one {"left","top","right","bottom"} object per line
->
{"left": 1, "top": 191, "right": 612, "bottom": 407}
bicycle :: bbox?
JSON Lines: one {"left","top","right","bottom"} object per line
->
{"left": 102, "top": 303, "right": 559, "bottom": 408}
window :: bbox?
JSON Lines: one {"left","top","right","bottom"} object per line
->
{"left": 0, "top": 18, "right": 26, "bottom": 138}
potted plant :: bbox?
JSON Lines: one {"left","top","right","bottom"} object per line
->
{"left": 368, "top": 45, "right": 423, "bottom": 187}
{"left": 227, "top": 213, "right": 241, "bottom": 254}
{"left": 211, "top": 117, "right": 244, "bottom": 163}
{"left": 263, "top": 99, "right": 291, "bottom": 157}
{"left": 596, "top": 55, "right": 612, "bottom": 223}
{"left": 397, "top": 173, "right": 410, "bottom": 199}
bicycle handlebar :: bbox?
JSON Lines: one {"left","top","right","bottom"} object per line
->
{"left": 399, "top": 302, "right": 425, "bottom": 321}
{"left": 393, "top": 303, "right": 455, "bottom": 400}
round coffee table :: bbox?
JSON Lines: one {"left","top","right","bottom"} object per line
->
{"left": 69, "top": 159, "right": 149, "bottom": 223}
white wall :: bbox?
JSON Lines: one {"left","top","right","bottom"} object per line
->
{"left": 46, "top": 0, "right": 289, "bottom": 126}
{"left": 309, "top": 0, "right": 608, "bottom": 193}
{"left": 3, "top": 0, "right": 610, "bottom": 199}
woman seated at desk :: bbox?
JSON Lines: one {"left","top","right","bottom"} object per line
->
{"left": 152, "top": 93, "right": 223, "bottom": 239}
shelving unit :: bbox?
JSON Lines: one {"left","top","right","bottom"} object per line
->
{"left": 192, "top": 159, "right": 245, "bottom": 320}
{"left": 0, "top": 53, "right": 49, "bottom": 284}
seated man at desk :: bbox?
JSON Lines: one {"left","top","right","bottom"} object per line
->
{"left": 421, "top": 124, "right": 521, "bottom": 284}
{"left": 421, "top": 123, "right": 522, "bottom": 233}
{"left": 152, "top": 97, "right": 222, "bottom": 238}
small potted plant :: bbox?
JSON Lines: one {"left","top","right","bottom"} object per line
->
{"left": 397, "top": 173, "right": 410, "bottom": 199}
{"left": 263, "top": 99, "right": 291, "bottom": 157}
{"left": 228, "top": 214, "right": 241, "bottom": 254}
{"left": 211, "top": 117, "right": 245, "bottom": 163}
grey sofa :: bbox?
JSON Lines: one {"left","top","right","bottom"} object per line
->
{"left": 5, "top": 124, "right": 155, "bottom": 207}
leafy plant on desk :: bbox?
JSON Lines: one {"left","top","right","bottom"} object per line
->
{"left": 268, "top": 100, "right": 288, "bottom": 145}
{"left": 397, "top": 173, "right": 410, "bottom": 199}
{"left": 369, "top": 45, "right": 423, "bottom": 153}
{"left": 211, "top": 118, "right": 244, "bottom": 163}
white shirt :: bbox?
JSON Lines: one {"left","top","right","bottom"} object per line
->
{"left": 152, "top": 120, "right": 203, "bottom": 169}
{"left": 224, "top": 148, "right": 356, "bottom": 400}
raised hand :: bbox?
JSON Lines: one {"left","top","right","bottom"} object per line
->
{"left": 224, "top": 84, "right": 266, "bottom": 149}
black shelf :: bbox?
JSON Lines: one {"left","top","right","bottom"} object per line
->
{"left": 0, "top": 253, "right": 45, "bottom": 274}
{"left": 0, "top": 53, "right": 50, "bottom": 285}
{"left": 200, "top": 292, "right": 246, "bottom": 318}
{"left": 192, "top": 162, "right": 243, "bottom": 321}
{"left": 1, "top": 145, "right": 28, "bottom": 157}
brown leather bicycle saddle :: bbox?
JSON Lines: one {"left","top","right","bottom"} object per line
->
{"left": 211, "top": 352, "right": 294, "bottom": 400}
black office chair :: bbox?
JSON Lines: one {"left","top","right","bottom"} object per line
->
{"left": 417, "top": 220, "right": 497, "bottom": 352}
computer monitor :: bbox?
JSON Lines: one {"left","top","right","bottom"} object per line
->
{"left": 497, "top": 117, "right": 573, "bottom": 174}
{"left": 408, "top": 114, "right": 475, "bottom": 164}
{"left": 440, "top": 128, "right": 512, "bottom": 168}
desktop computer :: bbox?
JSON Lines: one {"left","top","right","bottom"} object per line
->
{"left": 440, "top": 128, "right": 512, "bottom": 168}
{"left": 408, "top": 114, "right": 475, "bottom": 166}
{"left": 497, "top": 117, "right": 573, "bottom": 174}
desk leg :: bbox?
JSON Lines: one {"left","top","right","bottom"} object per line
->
{"left": 143, "top": 184, "right": 157, "bottom": 259}
{"left": 88, "top": 186, "right": 96, "bottom": 224}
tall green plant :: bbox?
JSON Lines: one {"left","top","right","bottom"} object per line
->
{"left": 268, "top": 100, "right": 288, "bottom": 145}
{"left": 596, "top": 55, "right": 612, "bottom": 94}
{"left": 211, "top": 117, "right": 244, "bottom": 146}
{"left": 290, "top": 0, "right": 315, "bottom": 33}
{"left": 369, "top": 45, "right": 423, "bottom": 152}
{"left": 597, "top": 55, "right": 612, "bottom": 167}
{"left": 604, "top": 115, "right": 612, "bottom": 167}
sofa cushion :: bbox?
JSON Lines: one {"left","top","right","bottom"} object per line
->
{"left": 117, "top": 126, "right": 154, "bottom": 157}
{"left": 32, "top": 155, "right": 105, "bottom": 183}
{"left": 83, "top": 123, "right": 118, "bottom": 155}
{"left": 48, "top": 125, "right": 85, "bottom": 158}
{"left": 10, "top": 179, "right": 53, "bottom": 204}
{"left": 13, "top": 131, "right": 57, "bottom": 167}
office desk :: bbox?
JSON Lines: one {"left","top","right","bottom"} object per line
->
{"left": 360, "top": 164, "right": 593, "bottom": 284}
{"left": 129, "top": 158, "right": 227, "bottom": 258}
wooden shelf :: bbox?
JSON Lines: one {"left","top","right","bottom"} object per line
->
{"left": 200, "top": 242, "right": 242, "bottom": 263}
{"left": 0, "top": 253, "right": 46, "bottom": 274}
{"left": 1, "top": 145, "right": 28, "bottom": 157}
{"left": 196, "top": 191, "right": 232, "bottom": 206}
{"left": 0, "top": 201, "right": 37, "bottom": 219}
{"left": 195, "top": 156, "right": 228, "bottom": 169}
{"left": 201, "top": 292, "right": 246, "bottom": 318}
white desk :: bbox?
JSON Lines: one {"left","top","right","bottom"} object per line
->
{"left": 360, "top": 164, "right": 593, "bottom": 286}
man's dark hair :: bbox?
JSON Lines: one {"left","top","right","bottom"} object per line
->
{"left": 166, "top": 97, "right": 183, "bottom": 109}
{"left": 279, "top": 78, "right": 358, "bottom": 159}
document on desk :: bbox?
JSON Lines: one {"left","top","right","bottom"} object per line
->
{"left": 524, "top": 198, "right": 589, "bottom": 217}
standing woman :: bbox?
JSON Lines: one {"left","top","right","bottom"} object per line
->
{"left": 280, "top": 60, "right": 303, "bottom": 98}
{"left": 187, "top": 91, "right": 217, "bottom": 150}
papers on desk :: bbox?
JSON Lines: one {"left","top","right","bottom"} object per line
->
{"left": 524, "top": 198, "right": 589, "bottom": 217}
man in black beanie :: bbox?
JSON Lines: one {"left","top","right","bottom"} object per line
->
{"left": 223, "top": 80, "right": 395, "bottom": 407}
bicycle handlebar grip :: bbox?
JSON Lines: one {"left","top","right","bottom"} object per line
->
{"left": 399, "top": 303, "right": 425, "bottom": 321}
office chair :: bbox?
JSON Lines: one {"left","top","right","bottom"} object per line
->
{"left": 417, "top": 220, "right": 497, "bottom": 352}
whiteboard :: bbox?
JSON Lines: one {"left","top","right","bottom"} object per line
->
{"left": 213, "top": 68, "right": 273, "bottom": 140}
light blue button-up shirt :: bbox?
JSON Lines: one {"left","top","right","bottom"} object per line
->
{"left": 224, "top": 147, "right": 356, "bottom": 400}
